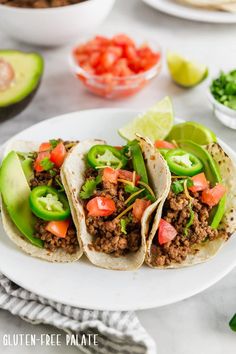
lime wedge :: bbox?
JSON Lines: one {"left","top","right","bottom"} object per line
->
{"left": 118, "top": 96, "right": 174, "bottom": 142}
{"left": 167, "top": 121, "right": 217, "bottom": 145}
{"left": 167, "top": 51, "right": 208, "bottom": 88}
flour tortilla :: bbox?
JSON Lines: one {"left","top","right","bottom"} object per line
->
{"left": 62, "top": 138, "right": 170, "bottom": 270}
{"left": 145, "top": 142, "right": 236, "bottom": 269}
{"left": 177, "top": 0, "right": 236, "bottom": 11}
{"left": 0, "top": 140, "right": 83, "bottom": 262}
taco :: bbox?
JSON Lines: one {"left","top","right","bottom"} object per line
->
{"left": 0, "top": 139, "right": 83, "bottom": 262}
{"left": 146, "top": 139, "right": 236, "bottom": 268}
{"left": 62, "top": 137, "right": 170, "bottom": 270}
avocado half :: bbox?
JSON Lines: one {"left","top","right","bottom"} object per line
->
{"left": 0, "top": 50, "right": 44, "bottom": 120}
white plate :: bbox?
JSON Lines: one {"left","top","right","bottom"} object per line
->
{"left": 0, "top": 109, "right": 236, "bottom": 311}
{"left": 142, "top": 0, "right": 236, "bottom": 23}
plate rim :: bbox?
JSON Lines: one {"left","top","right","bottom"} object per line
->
{"left": 0, "top": 108, "right": 236, "bottom": 311}
{"left": 142, "top": 0, "right": 236, "bottom": 24}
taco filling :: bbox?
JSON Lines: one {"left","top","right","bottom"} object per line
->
{"left": 79, "top": 140, "right": 156, "bottom": 257}
{"left": 150, "top": 140, "right": 228, "bottom": 267}
{"left": 1, "top": 139, "right": 80, "bottom": 255}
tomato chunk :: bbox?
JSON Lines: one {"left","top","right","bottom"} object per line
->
{"left": 39, "top": 142, "right": 51, "bottom": 152}
{"left": 86, "top": 197, "right": 116, "bottom": 217}
{"left": 132, "top": 199, "right": 151, "bottom": 221}
{"left": 46, "top": 219, "right": 70, "bottom": 238}
{"left": 50, "top": 142, "right": 67, "bottom": 168}
{"left": 201, "top": 184, "right": 226, "bottom": 207}
{"left": 118, "top": 170, "right": 140, "bottom": 185}
{"left": 34, "top": 151, "right": 51, "bottom": 172}
{"left": 154, "top": 140, "right": 175, "bottom": 149}
{"left": 188, "top": 172, "right": 209, "bottom": 193}
{"left": 158, "top": 219, "right": 177, "bottom": 245}
{"left": 102, "top": 167, "right": 119, "bottom": 184}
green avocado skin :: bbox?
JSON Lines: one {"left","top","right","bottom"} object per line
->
{"left": 0, "top": 82, "right": 40, "bottom": 121}
{"left": 0, "top": 151, "right": 43, "bottom": 248}
{"left": 178, "top": 140, "right": 226, "bottom": 229}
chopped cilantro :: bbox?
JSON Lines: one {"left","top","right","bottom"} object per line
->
{"left": 172, "top": 178, "right": 193, "bottom": 194}
{"left": 79, "top": 175, "right": 102, "bottom": 199}
{"left": 40, "top": 157, "right": 54, "bottom": 171}
{"left": 50, "top": 139, "right": 59, "bottom": 149}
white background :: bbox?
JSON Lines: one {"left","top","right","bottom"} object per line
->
{"left": 0, "top": 0, "right": 236, "bottom": 353}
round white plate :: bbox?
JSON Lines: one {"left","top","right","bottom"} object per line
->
{"left": 0, "top": 109, "right": 236, "bottom": 311}
{"left": 142, "top": 0, "right": 236, "bottom": 23}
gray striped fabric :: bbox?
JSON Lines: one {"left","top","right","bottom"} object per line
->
{"left": 0, "top": 273, "right": 156, "bottom": 354}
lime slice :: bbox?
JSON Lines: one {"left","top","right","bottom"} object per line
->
{"left": 167, "top": 51, "right": 208, "bottom": 88}
{"left": 118, "top": 96, "right": 174, "bottom": 142}
{"left": 167, "top": 121, "right": 217, "bottom": 145}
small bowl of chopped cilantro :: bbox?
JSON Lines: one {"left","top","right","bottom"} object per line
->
{"left": 209, "top": 69, "right": 236, "bottom": 129}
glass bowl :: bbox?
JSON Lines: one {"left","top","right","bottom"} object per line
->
{"left": 208, "top": 90, "right": 236, "bottom": 129}
{"left": 69, "top": 40, "right": 162, "bottom": 99}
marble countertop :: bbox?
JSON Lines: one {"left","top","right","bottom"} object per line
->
{"left": 0, "top": 0, "right": 236, "bottom": 353}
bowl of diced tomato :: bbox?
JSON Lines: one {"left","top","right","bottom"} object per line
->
{"left": 70, "top": 34, "right": 162, "bottom": 98}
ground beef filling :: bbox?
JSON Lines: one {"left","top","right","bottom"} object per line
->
{"left": 0, "top": 0, "right": 87, "bottom": 8}
{"left": 83, "top": 168, "right": 141, "bottom": 257}
{"left": 34, "top": 220, "right": 78, "bottom": 254}
{"left": 29, "top": 140, "right": 79, "bottom": 254}
{"left": 151, "top": 190, "right": 228, "bottom": 267}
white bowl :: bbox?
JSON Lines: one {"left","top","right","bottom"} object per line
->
{"left": 208, "top": 90, "right": 236, "bottom": 130}
{"left": 0, "top": 0, "right": 116, "bottom": 47}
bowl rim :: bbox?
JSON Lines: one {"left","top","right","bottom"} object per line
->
{"left": 208, "top": 88, "right": 236, "bottom": 116}
{"left": 69, "top": 38, "right": 162, "bottom": 84}
{"left": 0, "top": 0, "right": 109, "bottom": 13}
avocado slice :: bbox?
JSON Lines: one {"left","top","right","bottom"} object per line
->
{"left": 0, "top": 50, "right": 43, "bottom": 120}
{"left": 0, "top": 151, "right": 43, "bottom": 248}
{"left": 178, "top": 140, "right": 226, "bottom": 229}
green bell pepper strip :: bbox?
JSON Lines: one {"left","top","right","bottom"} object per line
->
{"left": 29, "top": 186, "right": 71, "bottom": 221}
{"left": 87, "top": 145, "right": 128, "bottom": 169}
{"left": 129, "top": 140, "right": 149, "bottom": 184}
{"left": 166, "top": 148, "right": 203, "bottom": 176}
{"left": 229, "top": 314, "right": 236, "bottom": 332}
{"left": 177, "top": 140, "right": 226, "bottom": 229}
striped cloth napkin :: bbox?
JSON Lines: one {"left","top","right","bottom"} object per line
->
{"left": 0, "top": 273, "right": 156, "bottom": 354}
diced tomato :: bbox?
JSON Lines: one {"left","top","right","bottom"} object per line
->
{"left": 158, "top": 219, "right": 177, "bottom": 245}
{"left": 132, "top": 199, "right": 151, "bottom": 221}
{"left": 39, "top": 142, "right": 51, "bottom": 152}
{"left": 201, "top": 184, "right": 226, "bottom": 207}
{"left": 114, "top": 146, "right": 123, "bottom": 150}
{"left": 87, "top": 196, "right": 116, "bottom": 217}
{"left": 46, "top": 219, "right": 70, "bottom": 238}
{"left": 112, "top": 58, "right": 134, "bottom": 77}
{"left": 34, "top": 151, "right": 51, "bottom": 172}
{"left": 102, "top": 167, "right": 119, "bottom": 184}
{"left": 118, "top": 170, "right": 140, "bottom": 185}
{"left": 100, "top": 51, "right": 118, "bottom": 70}
{"left": 72, "top": 34, "right": 161, "bottom": 98}
{"left": 50, "top": 142, "right": 67, "bottom": 168}
{"left": 154, "top": 140, "right": 175, "bottom": 149}
{"left": 188, "top": 173, "right": 209, "bottom": 193}
{"left": 89, "top": 52, "right": 101, "bottom": 68}
{"left": 112, "top": 34, "right": 135, "bottom": 47}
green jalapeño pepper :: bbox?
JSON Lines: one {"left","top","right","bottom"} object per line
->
{"left": 29, "top": 186, "right": 71, "bottom": 221}
{"left": 87, "top": 145, "right": 127, "bottom": 169}
{"left": 166, "top": 149, "right": 203, "bottom": 176}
